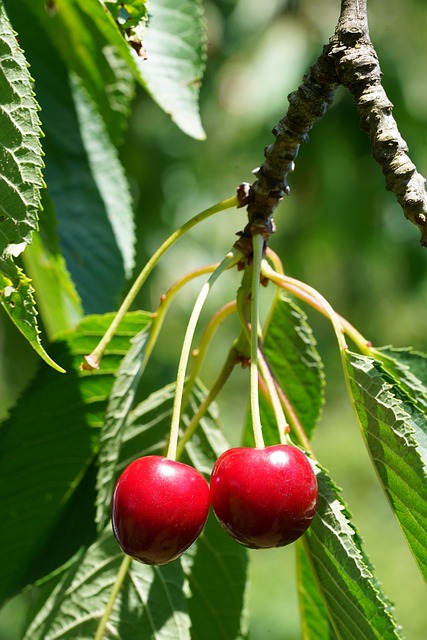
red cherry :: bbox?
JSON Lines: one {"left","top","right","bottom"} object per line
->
{"left": 210, "top": 444, "right": 318, "bottom": 549}
{"left": 112, "top": 456, "right": 210, "bottom": 565}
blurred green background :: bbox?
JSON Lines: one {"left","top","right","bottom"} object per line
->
{"left": 1, "top": 0, "right": 426, "bottom": 638}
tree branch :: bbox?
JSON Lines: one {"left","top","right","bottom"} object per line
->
{"left": 332, "top": 0, "right": 427, "bottom": 245}
{"left": 242, "top": 0, "right": 427, "bottom": 248}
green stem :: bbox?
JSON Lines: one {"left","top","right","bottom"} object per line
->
{"left": 266, "top": 247, "right": 285, "bottom": 275}
{"left": 337, "top": 314, "right": 372, "bottom": 354}
{"left": 261, "top": 260, "right": 348, "bottom": 353}
{"left": 182, "top": 300, "right": 237, "bottom": 408}
{"left": 166, "top": 249, "right": 242, "bottom": 460}
{"left": 256, "top": 352, "right": 290, "bottom": 443}
{"left": 94, "top": 554, "right": 131, "bottom": 640}
{"left": 82, "top": 194, "right": 239, "bottom": 370}
{"left": 250, "top": 234, "right": 265, "bottom": 449}
{"left": 262, "top": 259, "right": 372, "bottom": 355}
{"left": 176, "top": 347, "right": 239, "bottom": 459}
{"left": 141, "top": 263, "right": 218, "bottom": 376}
{"left": 274, "top": 380, "right": 314, "bottom": 454}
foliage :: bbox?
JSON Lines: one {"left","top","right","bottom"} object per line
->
{"left": 0, "top": 1, "right": 426, "bottom": 639}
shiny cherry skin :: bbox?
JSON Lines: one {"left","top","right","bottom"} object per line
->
{"left": 210, "top": 444, "right": 318, "bottom": 549}
{"left": 112, "top": 456, "right": 210, "bottom": 565}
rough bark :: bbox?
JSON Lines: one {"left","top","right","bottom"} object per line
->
{"left": 239, "top": 0, "right": 427, "bottom": 249}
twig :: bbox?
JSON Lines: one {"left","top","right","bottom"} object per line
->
{"left": 331, "top": 0, "right": 427, "bottom": 245}
{"left": 240, "top": 0, "right": 427, "bottom": 247}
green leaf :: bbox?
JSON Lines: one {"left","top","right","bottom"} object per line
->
{"left": 13, "top": 0, "right": 137, "bottom": 144}
{"left": 70, "top": 73, "right": 136, "bottom": 283}
{"left": 182, "top": 512, "right": 248, "bottom": 640}
{"left": 105, "top": 0, "right": 148, "bottom": 30}
{"left": 22, "top": 190, "right": 83, "bottom": 339}
{"left": 96, "top": 325, "right": 152, "bottom": 532}
{"left": 0, "top": 311, "right": 150, "bottom": 604}
{"left": 24, "top": 527, "right": 191, "bottom": 640}
{"left": 374, "top": 346, "right": 427, "bottom": 412}
{"left": 345, "top": 351, "right": 427, "bottom": 580}
{"left": 8, "top": 2, "right": 137, "bottom": 313}
{"left": 0, "top": 2, "right": 43, "bottom": 254}
{"left": 259, "top": 293, "right": 325, "bottom": 443}
{"left": 303, "top": 467, "right": 402, "bottom": 639}
{"left": 296, "top": 541, "right": 338, "bottom": 640}
{"left": 137, "top": 0, "right": 207, "bottom": 139}
{"left": 0, "top": 4, "right": 60, "bottom": 369}
{"left": 0, "top": 256, "right": 65, "bottom": 372}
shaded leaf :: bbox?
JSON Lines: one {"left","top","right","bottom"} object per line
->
{"left": 0, "top": 311, "right": 149, "bottom": 604}
{"left": 303, "top": 467, "right": 402, "bottom": 639}
{"left": 70, "top": 73, "right": 136, "bottom": 284}
{"left": 182, "top": 512, "right": 248, "bottom": 640}
{"left": 8, "top": 2, "right": 136, "bottom": 314}
{"left": 346, "top": 351, "right": 427, "bottom": 580}
{"left": 24, "top": 528, "right": 191, "bottom": 640}
{"left": 0, "top": 256, "right": 65, "bottom": 371}
{"left": 137, "top": 0, "right": 207, "bottom": 139}
{"left": 0, "top": 2, "right": 43, "bottom": 253}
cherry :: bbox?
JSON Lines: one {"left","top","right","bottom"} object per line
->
{"left": 112, "top": 456, "right": 210, "bottom": 565}
{"left": 210, "top": 444, "right": 318, "bottom": 549}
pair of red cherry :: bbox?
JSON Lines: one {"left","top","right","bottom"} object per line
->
{"left": 112, "top": 444, "right": 318, "bottom": 565}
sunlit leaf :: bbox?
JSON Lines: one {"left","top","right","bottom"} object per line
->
{"left": 137, "top": 0, "right": 207, "bottom": 139}
{"left": 374, "top": 346, "right": 427, "bottom": 412}
{"left": 346, "top": 351, "right": 427, "bottom": 580}
{"left": 105, "top": 0, "right": 148, "bottom": 30}
{"left": 0, "top": 2, "right": 43, "bottom": 253}
{"left": 303, "top": 467, "right": 402, "bottom": 639}
{"left": 24, "top": 528, "right": 191, "bottom": 640}
{"left": 0, "top": 256, "right": 65, "bottom": 371}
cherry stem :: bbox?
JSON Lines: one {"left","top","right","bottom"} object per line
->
{"left": 263, "top": 251, "right": 372, "bottom": 354}
{"left": 250, "top": 234, "right": 265, "bottom": 449}
{"left": 273, "top": 379, "right": 314, "bottom": 454}
{"left": 236, "top": 255, "right": 314, "bottom": 452}
{"left": 256, "top": 352, "right": 290, "bottom": 443}
{"left": 94, "top": 553, "right": 131, "bottom": 640}
{"left": 81, "top": 194, "right": 238, "bottom": 370}
{"left": 142, "top": 263, "right": 219, "bottom": 377}
{"left": 261, "top": 260, "right": 349, "bottom": 353}
{"left": 166, "top": 248, "right": 242, "bottom": 461}
{"left": 182, "top": 300, "right": 237, "bottom": 409}
{"left": 176, "top": 347, "right": 239, "bottom": 459}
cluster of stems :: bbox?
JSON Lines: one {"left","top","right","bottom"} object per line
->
{"left": 84, "top": 191, "right": 375, "bottom": 466}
